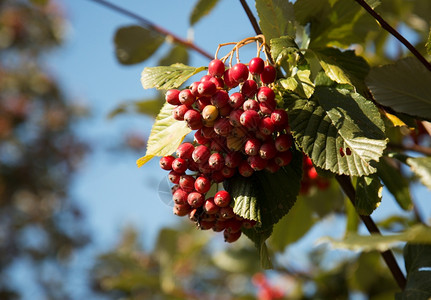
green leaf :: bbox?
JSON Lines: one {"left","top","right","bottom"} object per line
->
{"left": 108, "top": 97, "right": 164, "bottom": 119}
{"left": 158, "top": 44, "right": 189, "bottom": 66}
{"left": 190, "top": 0, "right": 220, "bottom": 26}
{"left": 345, "top": 196, "right": 360, "bottom": 234}
{"left": 406, "top": 156, "right": 431, "bottom": 190}
{"left": 270, "top": 197, "right": 315, "bottom": 252}
{"left": 114, "top": 26, "right": 164, "bottom": 65}
{"left": 270, "top": 36, "right": 300, "bottom": 65}
{"left": 397, "top": 244, "right": 431, "bottom": 299}
{"left": 377, "top": 157, "right": 413, "bottom": 211}
{"left": 280, "top": 69, "right": 315, "bottom": 99}
{"left": 256, "top": 0, "right": 296, "bottom": 41}
{"left": 136, "top": 102, "right": 191, "bottom": 167}
{"left": 30, "top": 0, "right": 49, "bottom": 5}
{"left": 426, "top": 28, "right": 431, "bottom": 55}
{"left": 141, "top": 64, "right": 206, "bottom": 90}
{"left": 355, "top": 174, "right": 382, "bottom": 215}
{"left": 366, "top": 57, "right": 431, "bottom": 121}
{"left": 284, "top": 87, "right": 387, "bottom": 176}
{"left": 313, "top": 48, "right": 370, "bottom": 94}
{"left": 324, "top": 224, "right": 431, "bottom": 252}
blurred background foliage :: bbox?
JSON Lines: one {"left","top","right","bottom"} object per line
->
{"left": 0, "top": 0, "right": 430, "bottom": 299}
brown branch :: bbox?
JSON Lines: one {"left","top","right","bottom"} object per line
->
{"left": 335, "top": 175, "right": 407, "bottom": 290}
{"left": 239, "top": 0, "right": 262, "bottom": 36}
{"left": 88, "top": 0, "right": 213, "bottom": 60}
{"left": 354, "top": 0, "right": 431, "bottom": 72}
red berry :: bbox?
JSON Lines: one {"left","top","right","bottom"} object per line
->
{"left": 219, "top": 206, "right": 235, "bottom": 219}
{"left": 229, "top": 109, "right": 244, "bottom": 127}
{"left": 199, "top": 220, "right": 215, "bottom": 230}
{"left": 260, "top": 65, "right": 277, "bottom": 84}
{"left": 259, "top": 142, "right": 277, "bottom": 159}
{"left": 210, "top": 137, "right": 226, "bottom": 152}
{"left": 179, "top": 89, "right": 196, "bottom": 106}
{"left": 187, "top": 192, "right": 205, "bottom": 208}
{"left": 209, "top": 76, "right": 225, "bottom": 89}
{"left": 211, "top": 170, "right": 225, "bottom": 183}
{"left": 213, "top": 220, "right": 227, "bottom": 232}
{"left": 223, "top": 69, "right": 239, "bottom": 89}
{"left": 228, "top": 92, "right": 245, "bottom": 109}
{"left": 214, "top": 190, "right": 231, "bottom": 207}
{"left": 259, "top": 100, "right": 276, "bottom": 115}
{"left": 225, "top": 151, "right": 243, "bottom": 168}
{"left": 208, "top": 59, "right": 225, "bottom": 77}
{"left": 308, "top": 167, "right": 318, "bottom": 180}
{"left": 230, "top": 126, "right": 247, "bottom": 138}
{"left": 275, "top": 134, "right": 292, "bottom": 152}
{"left": 179, "top": 174, "right": 196, "bottom": 192}
{"left": 190, "top": 81, "right": 201, "bottom": 97}
{"left": 200, "top": 75, "right": 212, "bottom": 82}
{"left": 194, "top": 129, "right": 210, "bottom": 145}
{"left": 192, "top": 145, "right": 211, "bottom": 164}
{"left": 244, "top": 138, "right": 261, "bottom": 156}
{"left": 198, "top": 162, "right": 212, "bottom": 175}
{"left": 224, "top": 219, "right": 242, "bottom": 233}
{"left": 173, "top": 203, "right": 192, "bottom": 216}
{"left": 159, "top": 155, "right": 175, "bottom": 170}
{"left": 240, "top": 110, "right": 260, "bottom": 130}
{"left": 271, "top": 109, "right": 288, "bottom": 129}
{"left": 168, "top": 170, "right": 181, "bottom": 184}
{"left": 201, "top": 126, "right": 217, "bottom": 139}
{"left": 184, "top": 109, "right": 203, "bottom": 130}
{"left": 241, "top": 79, "right": 258, "bottom": 98}
{"left": 171, "top": 157, "right": 188, "bottom": 173}
{"left": 243, "top": 99, "right": 259, "bottom": 111}
{"left": 165, "top": 89, "right": 181, "bottom": 105}
{"left": 249, "top": 57, "right": 265, "bottom": 75}
{"left": 231, "top": 63, "right": 249, "bottom": 83}
{"left": 248, "top": 155, "right": 268, "bottom": 171}
{"left": 221, "top": 166, "right": 236, "bottom": 178}
{"left": 204, "top": 197, "right": 219, "bottom": 214}
{"left": 214, "top": 118, "right": 232, "bottom": 136}
{"left": 274, "top": 150, "right": 293, "bottom": 166}
{"left": 194, "top": 176, "right": 211, "bottom": 194}
{"left": 224, "top": 229, "right": 241, "bottom": 243}
{"left": 172, "top": 104, "right": 189, "bottom": 121}
{"left": 257, "top": 86, "right": 275, "bottom": 103}
{"left": 198, "top": 81, "right": 217, "bottom": 97}
{"left": 195, "top": 97, "right": 211, "bottom": 111}
{"left": 173, "top": 188, "right": 189, "bottom": 205}
{"left": 259, "top": 117, "right": 275, "bottom": 136}
{"left": 265, "top": 159, "right": 280, "bottom": 173}
{"left": 211, "top": 90, "right": 229, "bottom": 108}
{"left": 208, "top": 152, "right": 225, "bottom": 171}
{"left": 242, "top": 219, "right": 257, "bottom": 229}
{"left": 218, "top": 104, "right": 232, "bottom": 117}
{"left": 238, "top": 160, "right": 254, "bottom": 177}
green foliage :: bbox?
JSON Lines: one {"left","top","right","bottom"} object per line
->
{"left": 141, "top": 64, "right": 206, "bottom": 90}
{"left": 366, "top": 57, "right": 431, "bottom": 121}
{"left": 114, "top": 25, "right": 164, "bottom": 65}
{"left": 108, "top": 97, "right": 164, "bottom": 119}
{"left": 397, "top": 244, "right": 431, "bottom": 299}
{"left": 284, "top": 86, "right": 387, "bottom": 176}
{"left": 190, "top": 0, "right": 220, "bottom": 26}
{"left": 426, "top": 29, "right": 431, "bottom": 55}
{"left": 406, "top": 156, "right": 431, "bottom": 190}
{"left": 256, "top": 0, "right": 295, "bottom": 41}
{"left": 137, "top": 102, "right": 191, "bottom": 167}
{"left": 355, "top": 174, "right": 383, "bottom": 215}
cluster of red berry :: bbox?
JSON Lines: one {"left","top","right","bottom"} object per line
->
{"left": 160, "top": 57, "right": 294, "bottom": 242}
{"left": 300, "top": 156, "right": 330, "bottom": 194}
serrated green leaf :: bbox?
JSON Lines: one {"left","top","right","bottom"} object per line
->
{"left": 324, "top": 224, "right": 431, "bottom": 252}
{"left": 190, "top": 0, "right": 220, "bottom": 26}
{"left": 141, "top": 64, "right": 206, "bottom": 90}
{"left": 355, "top": 174, "right": 382, "bottom": 215}
{"left": 256, "top": 0, "right": 296, "bottom": 41}
{"left": 114, "top": 26, "right": 164, "bottom": 65}
{"left": 280, "top": 69, "right": 314, "bottom": 99}
{"left": 270, "top": 198, "right": 315, "bottom": 252}
{"left": 366, "top": 57, "right": 431, "bottom": 121}
{"left": 270, "top": 36, "right": 299, "bottom": 65}
{"left": 108, "top": 97, "right": 164, "bottom": 119}
{"left": 377, "top": 157, "right": 413, "bottom": 211}
{"left": 397, "top": 244, "right": 431, "bottom": 300}
{"left": 284, "top": 87, "right": 387, "bottom": 176}
{"left": 313, "top": 48, "right": 370, "bottom": 94}
{"left": 406, "top": 156, "right": 431, "bottom": 190}
{"left": 158, "top": 44, "right": 189, "bottom": 66}
{"left": 136, "top": 102, "right": 191, "bottom": 167}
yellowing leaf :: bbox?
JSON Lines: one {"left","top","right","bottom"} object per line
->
{"left": 141, "top": 64, "right": 206, "bottom": 90}
{"left": 383, "top": 111, "right": 408, "bottom": 128}
{"left": 136, "top": 102, "right": 191, "bottom": 168}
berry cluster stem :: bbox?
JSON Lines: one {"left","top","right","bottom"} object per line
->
{"left": 335, "top": 175, "right": 407, "bottom": 290}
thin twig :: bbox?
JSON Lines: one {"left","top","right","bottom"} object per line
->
{"left": 335, "top": 175, "right": 407, "bottom": 290}
{"left": 87, "top": 0, "right": 213, "bottom": 60}
{"left": 239, "top": 0, "right": 262, "bottom": 36}
{"left": 354, "top": 0, "right": 431, "bottom": 72}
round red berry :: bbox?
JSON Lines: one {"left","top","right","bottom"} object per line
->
{"left": 241, "top": 79, "right": 258, "bottom": 98}
{"left": 172, "top": 104, "right": 189, "bottom": 121}
{"left": 248, "top": 57, "right": 265, "bottom": 75}
{"left": 228, "top": 92, "right": 245, "bottom": 109}
{"left": 211, "top": 90, "right": 229, "bottom": 108}
{"left": 187, "top": 192, "right": 205, "bottom": 208}
{"left": 214, "top": 190, "right": 231, "bottom": 207}
{"left": 194, "top": 176, "right": 211, "bottom": 194}
{"left": 231, "top": 63, "right": 249, "bottom": 83}
{"left": 198, "top": 81, "right": 217, "bottom": 97}
{"left": 165, "top": 89, "right": 181, "bottom": 105}
{"left": 192, "top": 145, "right": 211, "bottom": 164}
{"left": 275, "top": 134, "right": 292, "bottom": 152}
{"left": 208, "top": 59, "right": 225, "bottom": 77}
{"left": 159, "top": 155, "right": 175, "bottom": 170}
{"left": 260, "top": 65, "right": 277, "bottom": 84}
{"left": 179, "top": 89, "right": 196, "bottom": 106}
{"left": 184, "top": 109, "right": 203, "bottom": 130}
{"left": 240, "top": 110, "right": 260, "bottom": 130}
{"left": 172, "top": 188, "right": 189, "bottom": 205}
{"left": 171, "top": 157, "right": 188, "bottom": 173}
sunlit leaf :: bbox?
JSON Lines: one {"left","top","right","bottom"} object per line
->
{"left": 256, "top": 0, "right": 296, "bottom": 41}
{"left": 397, "top": 244, "right": 431, "bottom": 299}
{"left": 280, "top": 69, "right": 314, "bottom": 99}
{"left": 377, "top": 157, "right": 413, "bottom": 211}
{"left": 366, "top": 57, "right": 431, "bottom": 121}
{"left": 355, "top": 174, "right": 382, "bottom": 215}
{"left": 190, "top": 0, "right": 220, "bottom": 26}
{"left": 324, "top": 224, "right": 431, "bottom": 252}
{"left": 270, "top": 36, "right": 299, "bottom": 65}
{"left": 136, "top": 102, "right": 191, "bottom": 167}
{"left": 406, "top": 156, "right": 431, "bottom": 190}
{"left": 284, "top": 87, "right": 387, "bottom": 176}
{"left": 141, "top": 64, "right": 206, "bottom": 90}
{"left": 114, "top": 26, "right": 164, "bottom": 65}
